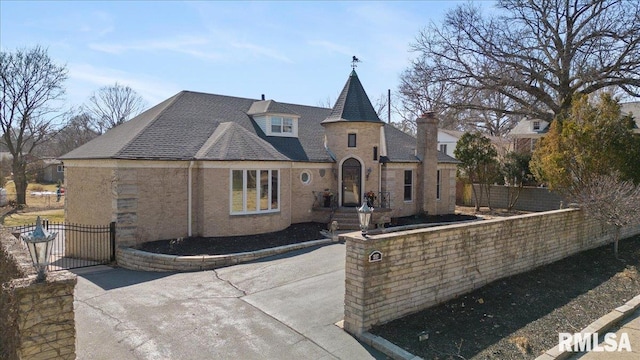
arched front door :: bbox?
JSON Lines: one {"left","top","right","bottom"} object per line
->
{"left": 342, "top": 158, "right": 361, "bottom": 207}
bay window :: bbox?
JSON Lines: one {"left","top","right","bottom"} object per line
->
{"left": 231, "top": 169, "right": 279, "bottom": 214}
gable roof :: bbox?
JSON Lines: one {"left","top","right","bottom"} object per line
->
{"left": 321, "top": 70, "right": 382, "bottom": 124}
{"left": 509, "top": 118, "right": 550, "bottom": 138}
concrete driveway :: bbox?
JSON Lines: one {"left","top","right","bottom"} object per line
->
{"left": 74, "top": 243, "right": 386, "bottom": 359}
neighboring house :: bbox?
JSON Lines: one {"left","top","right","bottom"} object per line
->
{"left": 621, "top": 101, "right": 640, "bottom": 134}
{"left": 61, "top": 70, "right": 458, "bottom": 247}
{"left": 35, "top": 158, "right": 64, "bottom": 183}
{"left": 509, "top": 101, "right": 640, "bottom": 152}
{"left": 438, "top": 128, "right": 511, "bottom": 159}
{"left": 437, "top": 129, "right": 461, "bottom": 158}
{"left": 508, "top": 118, "right": 550, "bottom": 153}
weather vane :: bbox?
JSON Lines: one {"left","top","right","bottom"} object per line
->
{"left": 352, "top": 56, "right": 360, "bottom": 69}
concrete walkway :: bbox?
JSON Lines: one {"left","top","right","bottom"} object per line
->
{"left": 572, "top": 309, "right": 640, "bottom": 360}
{"left": 74, "top": 243, "right": 386, "bottom": 359}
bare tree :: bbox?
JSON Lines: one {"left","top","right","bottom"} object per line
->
{"left": 84, "top": 82, "right": 146, "bottom": 133}
{"left": 0, "top": 46, "right": 67, "bottom": 205}
{"left": 574, "top": 173, "right": 640, "bottom": 259}
{"left": 36, "top": 112, "right": 99, "bottom": 157}
{"left": 402, "top": 0, "right": 640, "bottom": 125}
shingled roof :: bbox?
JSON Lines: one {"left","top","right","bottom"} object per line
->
{"left": 61, "top": 73, "right": 457, "bottom": 164}
{"left": 61, "top": 91, "right": 332, "bottom": 162}
{"left": 321, "top": 70, "right": 382, "bottom": 124}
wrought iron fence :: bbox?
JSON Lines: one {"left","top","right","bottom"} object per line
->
{"left": 6, "top": 221, "right": 115, "bottom": 271}
{"left": 312, "top": 191, "right": 391, "bottom": 209}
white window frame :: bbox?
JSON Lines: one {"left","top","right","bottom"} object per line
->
{"left": 300, "top": 170, "right": 312, "bottom": 185}
{"left": 267, "top": 116, "right": 297, "bottom": 137}
{"left": 532, "top": 121, "right": 541, "bottom": 131}
{"left": 230, "top": 169, "right": 280, "bottom": 215}
{"left": 404, "top": 170, "right": 413, "bottom": 202}
{"left": 57, "top": 165, "right": 64, "bottom": 173}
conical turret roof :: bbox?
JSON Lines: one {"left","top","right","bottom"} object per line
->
{"left": 322, "top": 70, "right": 382, "bottom": 124}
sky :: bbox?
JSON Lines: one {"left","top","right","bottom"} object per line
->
{"left": 1, "top": 1, "right": 485, "bottom": 118}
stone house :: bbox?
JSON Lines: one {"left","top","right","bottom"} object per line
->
{"left": 61, "top": 70, "right": 458, "bottom": 246}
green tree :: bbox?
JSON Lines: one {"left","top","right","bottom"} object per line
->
{"left": 531, "top": 94, "right": 640, "bottom": 199}
{"left": 0, "top": 46, "right": 67, "bottom": 205}
{"left": 454, "top": 132, "right": 499, "bottom": 211}
{"left": 501, "top": 151, "right": 533, "bottom": 210}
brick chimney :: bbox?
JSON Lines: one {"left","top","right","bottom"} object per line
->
{"left": 416, "top": 112, "right": 438, "bottom": 215}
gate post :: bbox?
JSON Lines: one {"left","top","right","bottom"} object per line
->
{"left": 109, "top": 222, "right": 116, "bottom": 261}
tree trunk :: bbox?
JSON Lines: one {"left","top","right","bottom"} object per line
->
{"left": 12, "top": 156, "right": 28, "bottom": 206}
{"left": 471, "top": 183, "right": 481, "bottom": 211}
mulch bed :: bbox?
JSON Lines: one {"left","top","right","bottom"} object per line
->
{"left": 138, "top": 222, "right": 328, "bottom": 256}
{"left": 369, "top": 235, "right": 640, "bottom": 360}
{"left": 137, "top": 214, "right": 477, "bottom": 256}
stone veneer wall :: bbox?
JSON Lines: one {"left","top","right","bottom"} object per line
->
{"left": 342, "top": 209, "right": 640, "bottom": 335}
{"left": 0, "top": 231, "right": 77, "bottom": 360}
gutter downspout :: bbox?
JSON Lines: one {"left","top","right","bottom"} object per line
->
{"left": 188, "top": 160, "right": 194, "bottom": 237}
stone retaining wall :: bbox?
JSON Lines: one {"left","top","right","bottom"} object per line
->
{"left": 117, "top": 238, "right": 334, "bottom": 272}
{"left": 342, "top": 209, "right": 640, "bottom": 335}
{"left": 0, "top": 231, "right": 77, "bottom": 360}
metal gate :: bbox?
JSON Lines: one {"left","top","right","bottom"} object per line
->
{"left": 7, "top": 221, "right": 115, "bottom": 271}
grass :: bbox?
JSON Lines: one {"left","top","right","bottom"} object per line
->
{"left": 2, "top": 209, "right": 65, "bottom": 227}
{"left": 2, "top": 180, "right": 65, "bottom": 226}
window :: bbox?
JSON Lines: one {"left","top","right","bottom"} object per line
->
{"left": 436, "top": 170, "right": 441, "bottom": 200}
{"left": 532, "top": 121, "right": 541, "bottom": 131}
{"left": 270, "top": 116, "right": 294, "bottom": 134}
{"left": 283, "top": 118, "right": 293, "bottom": 133}
{"left": 231, "top": 169, "right": 279, "bottom": 214}
{"left": 300, "top": 171, "right": 311, "bottom": 184}
{"left": 439, "top": 144, "right": 447, "bottom": 154}
{"left": 57, "top": 165, "right": 64, "bottom": 173}
{"left": 348, "top": 133, "right": 357, "bottom": 147}
{"left": 271, "top": 117, "right": 282, "bottom": 133}
{"left": 404, "top": 170, "right": 412, "bottom": 201}
{"left": 373, "top": 146, "right": 378, "bottom": 161}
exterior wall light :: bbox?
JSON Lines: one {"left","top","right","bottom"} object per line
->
{"left": 22, "top": 216, "right": 58, "bottom": 282}
{"left": 357, "top": 201, "right": 373, "bottom": 237}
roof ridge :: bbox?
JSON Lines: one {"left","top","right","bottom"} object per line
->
{"left": 194, "top": 121, "right": 229, "bottom": 159}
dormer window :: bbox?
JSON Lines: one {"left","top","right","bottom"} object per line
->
{"left": 532, "top": 121, "right": 541, "bottom": 131}
{"left": 268, "top": 116, "right": 296, "bottom": 136}
{"left": 248, "top": 100, "right": 300, "bottom": 138}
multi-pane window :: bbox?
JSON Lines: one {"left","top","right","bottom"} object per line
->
{"left": 439, "top": 144, "right": 447, "bottom": 154}
{"left": 231, "top": 169, "right": 279, "bottom": 214}
{"left": 348, "top": 133, "right": 357, "bottom": 147}
{"left": 271, "top": 117, "right": 294, "bottom": 134}
{"left": 404, "top": 170, "right": 412, "bottom": 201}
{"left": 533, "top": 121, "right": 541, "bottom": 131}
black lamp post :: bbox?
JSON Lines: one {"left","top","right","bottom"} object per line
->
{"left": 22, "top": 216, "right": 57, "bottom": 282}
{"left": 357, "top": 201, "right": 373, "bottom": 237}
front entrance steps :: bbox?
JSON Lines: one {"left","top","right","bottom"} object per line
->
{"left": 330, "top": 207, "right": 392, "bottom": 230}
